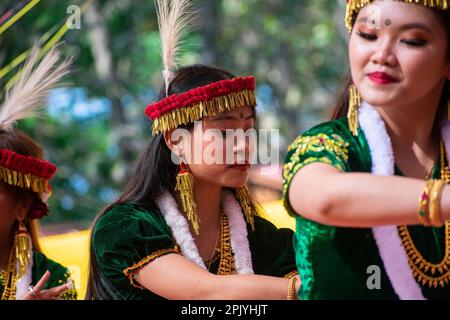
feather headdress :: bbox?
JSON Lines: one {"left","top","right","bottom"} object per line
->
{"left": 0, "top": 46, "right": 71, "bottom": 131}
{"left": 0, "top": 45, "right": 70, "bottom": 195}
{"left": 156, "top": 0, "right": 195, "bottom": 96}
{"left": 146, "top": 0, "right": 256, "bottom": 135}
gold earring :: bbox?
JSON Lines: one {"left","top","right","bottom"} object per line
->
{"left": 348, "top": 84, "right": 361, "bottom": 136}
{"left": 175, "top": 161, "right": 200, "bottom": 235}
{"left": 235, "top": 185, "right": 255, "bottom": 231}
{"left": 14, "top": 220, "right": 32, "bottom": 279}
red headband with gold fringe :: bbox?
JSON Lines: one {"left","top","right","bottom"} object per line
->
{"left": 0, "top": 148, "right": 56, "bottom": 194}
{"left": 345, "top": 0, "right": 449, "bottom": 32}
{"left": 145, "top": 76, "right": 256, "bottom": 135}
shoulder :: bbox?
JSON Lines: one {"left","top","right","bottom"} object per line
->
{"left": 94, "top": 203, "right": 167, "bottom": 235}
{"left": 286, "top": 118, "right": 352, "bottom": 157}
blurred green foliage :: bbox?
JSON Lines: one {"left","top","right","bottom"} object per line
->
{"left": 0, "top": 0, "right": 349, "bottom": 228}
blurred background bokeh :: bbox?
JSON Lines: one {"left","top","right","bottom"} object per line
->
{"left": 1, "top": 0, "right": 350, "bottom": 297}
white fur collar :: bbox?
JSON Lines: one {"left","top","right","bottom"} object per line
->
{"left": 15, "top": 250, "right": 33, "bottom": 300}
{"left": 155, "top": 190, "right": 254, "bottom": 274}
{"left": 359, "top": 101, "right": 450, "bottom": 300}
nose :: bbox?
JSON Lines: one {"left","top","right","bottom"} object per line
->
{"left": 370, "top": 38, "right": 397, "bottom": 67}
{"left": 233, "top": 130, "right": 256, "bottom": 163}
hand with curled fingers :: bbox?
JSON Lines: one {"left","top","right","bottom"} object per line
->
{"left": 19, "top": 270, "right": 74, "bottom": 300}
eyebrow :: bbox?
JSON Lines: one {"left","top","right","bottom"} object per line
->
{"left": 356, "top": 17, "right": 369, "bottom": 24}
{"left": 398, "top": 23, "right": 432, "bottom": 33}
{"left": 356, "top": 17, "right": 432, "bottom": 33}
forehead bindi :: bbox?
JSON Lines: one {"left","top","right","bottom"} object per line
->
{"left": 357, "top": 1, "right": 439, "bottom": 32}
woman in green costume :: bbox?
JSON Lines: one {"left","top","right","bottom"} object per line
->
{"left": 283, "top": 0, "right": 450, "bottom": 300}
{"left": 0, "top": 47, "right": 76, "bottom": 300}
{"left": 86, "top": 0, "right": 299, "bottom": 300}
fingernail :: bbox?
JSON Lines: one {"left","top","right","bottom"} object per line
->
{"left": 66, "top": 280, "right": 74, "bottom": 290}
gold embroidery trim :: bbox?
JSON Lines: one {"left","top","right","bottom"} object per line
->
{"left": 123, "top": 245, "right": 181, "bottom": 289}
{"left": 151, "top": 90, "right": 256, "bottom": 135}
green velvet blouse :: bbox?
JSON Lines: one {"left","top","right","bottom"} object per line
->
{"left": 92, "top": 203, "right": 296, "bottom": 300}
{"left": 0, "top": 250, "right": 77, "bottom": 300}
{"left": 282, "top": 116, "right": 450, "bottom": 300}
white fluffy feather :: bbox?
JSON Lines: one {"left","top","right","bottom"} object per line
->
{"left": 156, "top": 0, "right": 194, "bottom": 95}
{"left": 0, "top": 46, "right": 71, "bottom": 131}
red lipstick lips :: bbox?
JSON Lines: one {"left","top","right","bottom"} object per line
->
{"left": 229, "top": 162, "right": 250, "bottom": 172}
{"left": 368, "top": 72, "right": 398, "bottom": 85}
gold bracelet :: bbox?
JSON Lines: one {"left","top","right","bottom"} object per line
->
{"left": 287, "top": 275, "right": 297, "bottom": 300}
{"left": 429, "top": 179, "right": 446, "bottom": 227}
{"left": 418, "top": 180, "right": 435, "bottom": 226}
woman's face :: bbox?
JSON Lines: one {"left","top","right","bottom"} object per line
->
{"left": 172, "top": 105, "right": 256, "bottom": 189}
{"left": 349, "top": 0, "right": 450, "bottom": 108}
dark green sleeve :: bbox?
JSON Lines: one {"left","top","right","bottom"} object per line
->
{"left": 282, "top": 120, "right": 353, "bottom": 217}
{"left": 248, "top": 216, "right": 296, "bottom": 277}
{"left": 32, "top": 251, "right": 77, "bottom": 300}
{"left": 92, "top": 204, "right": 180, "bottom": 291}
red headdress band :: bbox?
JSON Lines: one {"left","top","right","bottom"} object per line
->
{"left": 145, "top": 76, "right": 256, "bottom": 135}
{"left": 0, "top": 148, "right": 56, "bottom": 194}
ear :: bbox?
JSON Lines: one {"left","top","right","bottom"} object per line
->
{"left": 16, "top": 195, "right": 33, "bottom": 221}
{"left": 163, "top": 129, "right": 177, "bottom": 151}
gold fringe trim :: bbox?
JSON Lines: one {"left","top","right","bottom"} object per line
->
{"left": 346, "top": 0, "right": 449, "bottom": 32}
{"left": 152, "top": 89, "right": 256, "bottom": 135}
{"left": 123, "top": 246, "right": 181, "bottom": 289}
{"left": 348, "top": 85, "right": 361, "bottom": 136}
{"left": 0, "top": 165, "right": 50, "bottom": 193}
{"left": 235, "top": 185, "right": 256, "bottom": 231}
{"left": 176, "top": 170, "right": 200, "bottom": 235}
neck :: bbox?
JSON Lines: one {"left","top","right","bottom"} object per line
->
{"left": 193, "top": 181, "right": 222, "bottom": 232}
{"left": 375, "top": 90, "right": 442, "bottom": 159}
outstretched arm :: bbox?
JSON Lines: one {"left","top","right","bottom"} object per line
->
{"left": 134, "top": 253, "right": 301, "bottom": 300}
{"left": 288, "top": 162, "right": 450, "bottom": 227}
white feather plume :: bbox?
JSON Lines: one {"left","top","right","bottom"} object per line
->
{"left": 156, "top": 0, "right": 195, "bottom": 95}
{"left": 0, "top": 46, "right": 71, "bottom": 131}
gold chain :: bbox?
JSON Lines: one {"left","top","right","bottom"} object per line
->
{"left": 207, "top": 214, "right": 222, "bottom": 272}
{"left": 398, "top": 141, "right": 450, "bottom": 288}
{"left": 1, "top": 245, "right": 17, "bottom": 300}
{"left": 217, "top": 213, "right": 235, "bottom": 275}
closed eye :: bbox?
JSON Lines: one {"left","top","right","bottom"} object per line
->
{"left": 356, "top": 31, "right": 377, "bottom": 41}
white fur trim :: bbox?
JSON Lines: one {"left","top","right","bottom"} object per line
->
{"left": 222, "top": 191, "right": 254, "bottom": 274}
{"left": 15, "top": 250, "right": 33, "bottom": 300}
{"left": 156, "top": 190, "right": 254, "bottom": 274}
{"left": 359, "top": 102, "right": 426, "bottom": 300}
{"left": 156, "top": 191, "right": 206, "bottom": 269}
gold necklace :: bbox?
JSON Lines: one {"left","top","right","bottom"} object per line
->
{"left": 1, "top": 245, "right": 17, "bottom": 300}
{"left": 207, "top": 214, "right": 222, "bottom": 272}
{"left": 216, "top": 213, "right": 235, "bottom": 275}
{"left": 398, "top": 141, "right": 450, "bottom": 288}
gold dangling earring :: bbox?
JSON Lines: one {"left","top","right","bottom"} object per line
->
{"left": 14, "top": 220, "right": 32, "bottom": 279}
{"left": 235, "top": 185, "right": 255, "bottom": 231}
{"left": 175, "top": 161, "right": 200, "bottom": 235}
{"left": 348, "top": 84, "right": 361, "bottom": 136}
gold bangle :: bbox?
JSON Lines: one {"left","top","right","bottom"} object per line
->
{"left": 429, "top": 179, "right": 446, "bottom": 227}
{"left": 287, "top": 275, "right": 297, "bottom": 300}
{"left": 418, "top": 180, "right": 434, "bottom": 226}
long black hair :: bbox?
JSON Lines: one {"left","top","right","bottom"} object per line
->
{"left": 85, "top": 64, "right": 237, "bottom": 299}
{"left": 331, "top": 9, "right": 450, "bottom": 122}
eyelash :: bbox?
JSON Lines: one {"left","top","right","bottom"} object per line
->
{"left": 356, "top": 31, "right": 427, "bottom": 47}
